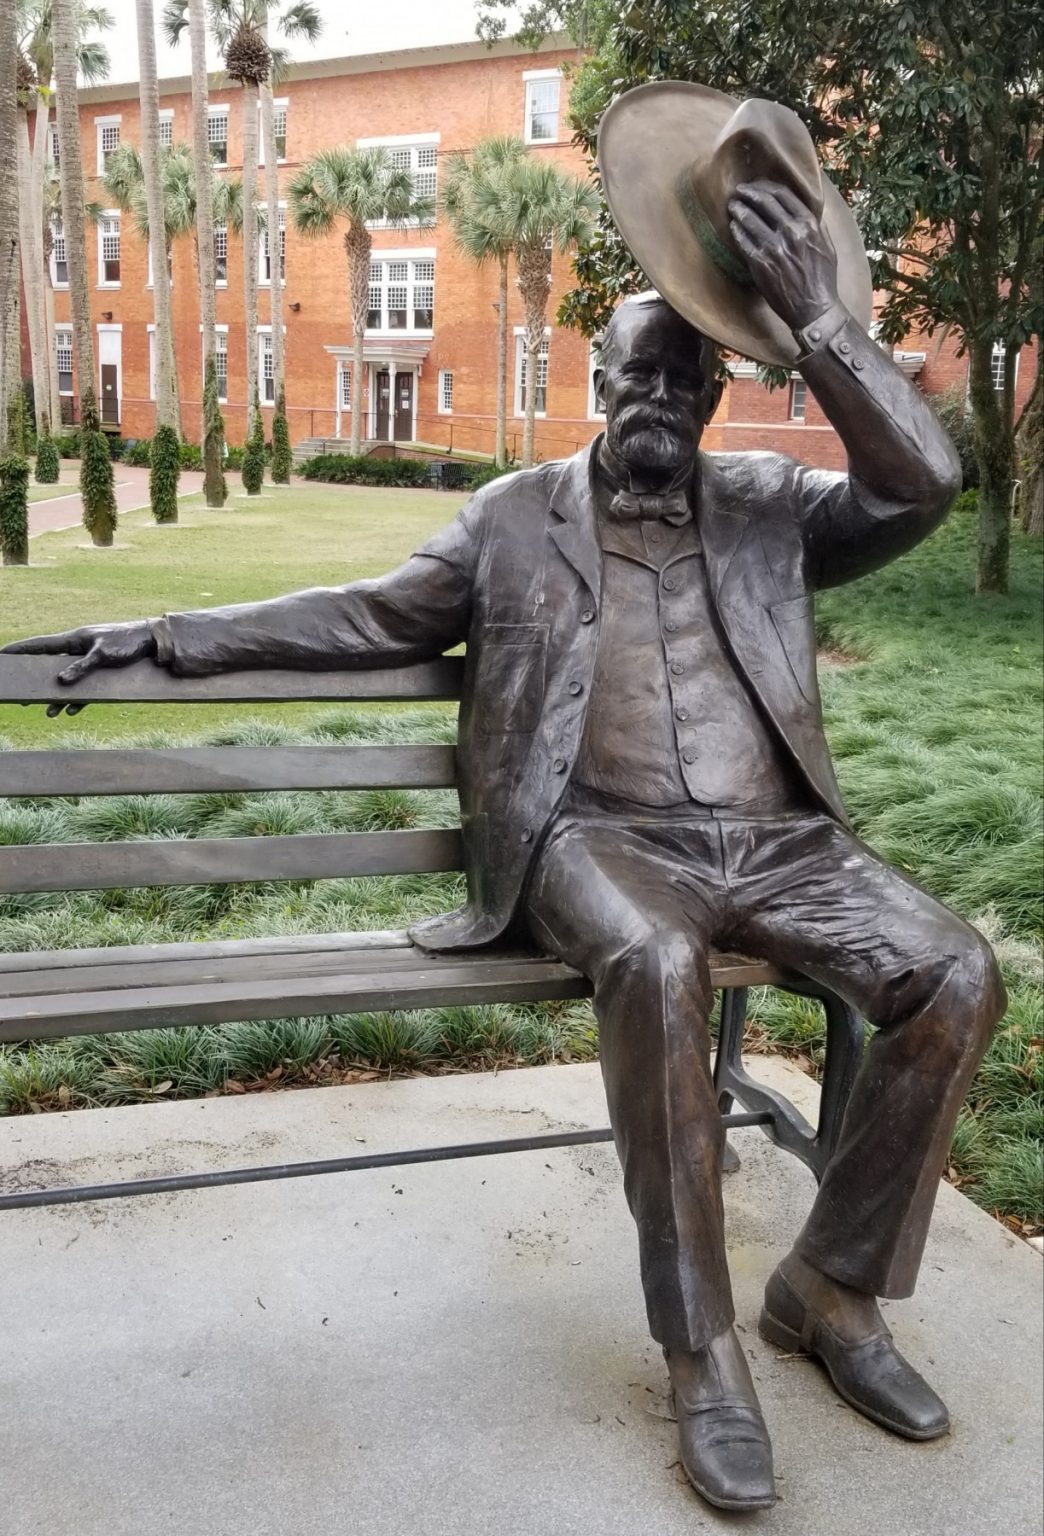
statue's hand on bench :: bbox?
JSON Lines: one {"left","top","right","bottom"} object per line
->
{"left": 2, "top": 621, "right": 157, "bottom": 716}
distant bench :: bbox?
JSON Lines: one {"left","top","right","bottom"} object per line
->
{"left": 0, "top": 656, "right": 864, "bottom": 1211}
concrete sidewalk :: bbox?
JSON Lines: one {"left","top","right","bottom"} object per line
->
{"left": 29, "top": 463, "right": 207, "bottom": 537}
{"left": 1, "top": 1059, "right": 1040, "bottom": 1536}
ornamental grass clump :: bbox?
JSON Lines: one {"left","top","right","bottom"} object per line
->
{"left": 34, "top": 432, "right": 60, "bottom": 484}
{"left": 241, "top": 393, "right": 265, "bottom": 495}
{"left": 79, "top": 399, "right": 118, "bottom": 548}
{"left": 271, "top": 391, "right": 292, "bottom": 484}
{"left": 0, "top": 454, "right": 30, "bottom": 567}
{"left": 149, "top": 423, "right": 181, "bottom": 525}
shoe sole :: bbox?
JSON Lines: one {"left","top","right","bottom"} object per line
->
{"left": 758, "top": 1307, "right": 950, "bottom": 1443}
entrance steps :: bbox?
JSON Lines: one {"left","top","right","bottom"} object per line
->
{"left": 291, "top": 437, "right": 379, "bottom": 468}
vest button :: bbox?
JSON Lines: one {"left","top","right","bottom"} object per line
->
{"left": 664, "top": 620, "right": 678, "bottom": 633}
{"left": 675, "top": 707, "right": 689, "bottom": 721}
{"left": 568, "top": 680, "right": 583, "bottom": 696}
{"left": 682, "top": 750, "right": 698, "bottom": 765}
{"left": 552, "top": 757, "right": 567, "bottom": 773}
{"left": 670, "top": 661, "right": 684, "bottom": 675}
{"left": 580, "top": 608, "right": 595, "bottom": 623}
{"left": 663, "top": 577, "right": 677, "bottom": 591}
{"left": 520, "top": 827, "right": 533, "bottom": 843}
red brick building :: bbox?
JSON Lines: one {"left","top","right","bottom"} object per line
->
{"left": 42, "top": 37, "right": 1036, "bottom": 468}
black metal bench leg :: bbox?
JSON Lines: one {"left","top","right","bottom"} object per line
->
{"left": 715, "top": 987, "right": 748, "bottom": 1173}
{"left": 812, "top": 989, "right": 866, "bottom": 1173}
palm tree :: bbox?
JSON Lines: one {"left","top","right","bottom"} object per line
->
{"left": 441, "top": 136, "right": 526, "bottom": 469}
{"left": 0, "top": 0, "right": 20, "bottom": 452}
{"left": 289, "top": 146, "right": 431, "bottom": 457}
{"left": 52, "top": 0, "right": 116, "bottom": 545}
{"left": 477, "top": 158, "right": 596, "bottom": 468}
{"left": 187, "top": 0, "right": 222, "bottom": 504}
{"left": 17, "top": 3, "right": 113, "bottom": 438}
{"left": 135, "top": 0, "right": 177, "bottom": 486}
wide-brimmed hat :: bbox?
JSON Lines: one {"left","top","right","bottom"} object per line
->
{"left": 597, "top": 82, "right": 872, "bottom": 367}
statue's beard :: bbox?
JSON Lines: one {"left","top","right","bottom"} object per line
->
{"left": 607, "top": 408, "right": 697, "bottom": 474}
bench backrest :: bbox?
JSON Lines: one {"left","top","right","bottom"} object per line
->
{"left": 0, "top": 655, "right": 466, "bottom": 898}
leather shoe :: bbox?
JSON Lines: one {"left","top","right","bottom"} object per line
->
{"left": 759, "top": 1254, "right": 950, "bottom": 1440}
{"left": 665, "top": 1327, "right": 776, "bottom": 1511}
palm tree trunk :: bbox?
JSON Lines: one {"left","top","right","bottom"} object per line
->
{"left": 43, "top": 236, "right": 62, "bottom": 430}
{"left": 188, "top": 0, "right": 224, "bottom": 507}
{"left": 517, "top": 242, "right": 550, "bottom": 470}
{"left": 28, "top": 88, "right": 56, "bottom": 432}
{"left": 241, "top": 78, "right": 260, "bottom": 446}
{"left": 53, "top": 0, "right": 115, "bottom": 546}
{"left": 495, "top": 253, "right": 508, "bottom": 467}
{"left": 345, "top": 224, "right": 370, "bottom": 458}
{"left": 17, "top": 110, "right": 49, "bottom": 437}
{"left": 259, "top": 23, "right": 284, "bottom": 414}
{"left": 0, "top": 0, "right": 19, "bottom": 450}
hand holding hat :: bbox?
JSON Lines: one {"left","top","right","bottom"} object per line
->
{"left": 597, "top": 84, "right": 872, "bottom": 366}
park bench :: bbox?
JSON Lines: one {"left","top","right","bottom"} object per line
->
{"left": 429, "top": 460, "right": 477, "bottom": 492}
{"left": 0, "top": 655, "right": 864, "bottom": 1212}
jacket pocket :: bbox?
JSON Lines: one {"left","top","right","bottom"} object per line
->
{"left": 474, "top": 623, "right": 548, "bottom": 734}
{"left": 769, "top": 594, "right": 817, "bottom": 704}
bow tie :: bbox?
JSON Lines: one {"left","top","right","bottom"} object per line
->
{"left": 609, "top": 489, "right": 693, "bottom": 526}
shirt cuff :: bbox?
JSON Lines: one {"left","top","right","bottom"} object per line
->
{"left": 149, "top": 616, "right": 175, "bottom": 668}
{"left": 794, "top": 302, "right": 850, "bottom": 357}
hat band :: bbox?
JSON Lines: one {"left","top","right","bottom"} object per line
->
{"left": 675, "top": 170, "right": 753, "bottom": 288}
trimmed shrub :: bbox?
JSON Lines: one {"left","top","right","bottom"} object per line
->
{"left": 53, "top": 430, "right": 81, "bottom": 459}
{"left": 178, "top": 441, "right": 203, "bottom": 471}
{"left": 34, "top": 433, "right": 60, "bottom": 484}
{"left": 241, "top": 396, "right": 265, "bottom": 495}
{"left": 202, "top": 356, "right": 227, "bottom": 508}
{"left": 935, "top": 386, "right": 980, "bottom": 490}
{"left": 464, "top": 461, "right": 517, "bottom": 490}
{"left": 303, "top": 453, "right": 433, "bottom": 488}
{"left": 0, "top": 453, "right": 30, "bottom": 566}
{"left": 271, "top": 392, "right": 292, "bottom": 484}
{"left": 122, "top": 438, "right": 152, "bottom": 468}
{"left": 79, "top": 398, "right": 118, "bottom": 548}
{"left": 150, "top": 424, "right": 181, "bottom": 524}
{"left": 7, "top": 386, "right": 30, "bottom": 457}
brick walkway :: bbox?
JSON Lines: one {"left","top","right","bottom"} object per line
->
{"left": 29, "top": 463, "right": 206, "bottom": 538}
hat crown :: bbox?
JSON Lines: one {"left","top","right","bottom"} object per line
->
{"left": 690, "top": 98, "right": 824, "bottom": 258}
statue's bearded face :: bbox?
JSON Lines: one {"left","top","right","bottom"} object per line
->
{"left": 598, "top": 303, "right": 722, "bottom": 477}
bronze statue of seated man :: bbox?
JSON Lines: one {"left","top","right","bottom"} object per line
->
{"left": 5, "top": 90, "right": 1005, "bottom": 1518}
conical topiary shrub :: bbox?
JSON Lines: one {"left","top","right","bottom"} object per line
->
{"left": 271, "top": 391, "right": 292, "bottom": 484}
{"left": 202, "top": 357, "right": 227, "bottom": 509}
{"left": 150, "top": 423, "right": 181, "bottom": 524}
{"left": 0, "top": 454, "right": 30, "bottom": 567}
{"left": 34, "top": 432, "right": 60, "bottom": 484}
{"left": 79, "top": 397, "right": 118, "bottom": 548}
{"left": 241, "top": 394, "right": 265, "bottom": 496}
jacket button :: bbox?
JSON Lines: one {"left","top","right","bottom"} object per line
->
{"left": 809, "top": 328, "right": 822, "bottom": 343}
{"left": 568, "top": 680, "right": 583, "bottom": 696}
{"left": 580, "top": 608, "right": 595, "bottom": 624}
{"left": 682, "top": 749, "right": 698, "bottom": 765}
{"left": 853, "top": 358, "right": 865, "bottom": 370}
{"left": 663, "top": 577, "right": 677, "bottom": 591}
{"left": 664, "top": 619, "right": 678, "bottom": 633}
{"left": 670, "top": 661, "right": 684, "bottom": 675}
{"left": 520, "top": 828, "right": 533, "bottom": 843}
{"left": 552, "top": 757, "right": 567, "bottom": 773}
{"left": 839, "top": 341, "right": 851, "bottom": 354}
{"left": 675, "top": 707, "right": 689, "bottom": 722}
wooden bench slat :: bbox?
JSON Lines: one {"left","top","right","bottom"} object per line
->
{"left": 0, "top": 928, "right": 414, "bottom": 974}
{"left": 0, "top": 957, "right": 595, "bottom": 1039}
{"left": 0, "top": 654, "right": 464, "bottom": 704}
{"left": 0, "top": 829, "right": 464, "bottom": 894}
{"left": 0, "top": 744, "right": 458, "bottom": 798}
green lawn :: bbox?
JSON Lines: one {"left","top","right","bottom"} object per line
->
{"left": 1, "top": 485, "right": 1041, "bottom": 1228}
{"left": 27, "top": 477, "right": 80, "bottom": 504}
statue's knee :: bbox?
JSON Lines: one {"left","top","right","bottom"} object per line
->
{"left": 922, "top": 929, "right": 1006, "bottom": 1063}
{"left": 601, "top": 926, "right": 701, "bottom": 991}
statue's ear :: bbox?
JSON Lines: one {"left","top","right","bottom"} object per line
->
{"left": 592, "top": 367, "right": 606, "bottom": 416}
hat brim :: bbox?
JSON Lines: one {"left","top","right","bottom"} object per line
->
{"left": 597, "top": 81, "right": 873, "bottom": 368}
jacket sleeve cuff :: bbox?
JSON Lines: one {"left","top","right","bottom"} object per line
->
{"left": 794, "top": 302, "right": 850, "bottom": 358}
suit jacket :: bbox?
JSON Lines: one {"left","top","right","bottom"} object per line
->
{"left": 153, "top": 310, "right": 961, "bottom": 950}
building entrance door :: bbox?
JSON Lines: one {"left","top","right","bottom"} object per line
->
{"left": 100, "top": 364, "right": 119, "bottom": 425}
{"left": 394, "top": 371, "right": 414, "bottom": 441}
{"left": 375, "top": 370, "right": 391, "bottom": 440}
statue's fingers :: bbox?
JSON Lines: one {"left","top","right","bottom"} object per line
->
{"left": 729, "top": 199, "right": 776, "bottom": 249}
{"left": 1, "top": 631, "right": 88, "bottom": 656}
{"left": 56, "top": 650, "right": 103, "bottom": 686}
{"left": 739, "top": 179, "right": 809, "bottom": 221}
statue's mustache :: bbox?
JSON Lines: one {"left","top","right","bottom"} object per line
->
{"left": 615, "top": 406, "right": 690, "bottom": 439}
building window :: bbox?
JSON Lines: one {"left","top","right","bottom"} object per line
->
{"left": 202, "top": 328, "right": 229, "bottom": 403}
{"left": 147, "top": 238, "right": 173, "bottom": 287}
{"left": 524, "top": 72, "right": 561, "bottom": 143}
{"left": 259, "top": 206, "right": 286, "bottom": 285}
{"left": 515, "top": 332, "right": 549, "bottom": 416}
{"left": 159, "top": 110, "right": 174, "bottom": 149}
{"left": 207, "top": 108, "right": 228, "bottom": 165}
{"left": 259, "top": 331, "right": 275, "bottom": 404}
{"left": 991, "top": 342, "right": 1018, "bottom": 393}
{"left": 55, "top": 328, "right": 73, "bottom": 395}
{"left": 49, "top": 121, "right": 60, "bottom": 168}
{"left": 214, "top": 223, "right": 228, "bottom": 284}
{"left": 148, "top": 326, "right": 157, "bottom": 401}
{"left": 438, "top": 368, "right": 453, "bottom": 414}
{"left": 367, "top": 254, "right": 435, "bottom": 332}
{"left": 789, "top": 377, "right": 807, "bottom": 421}
{"left": 339, "top": 363, "right": 351, "bottom": 410}
{"left": 51, "top": 218, "right": 68, "bottom": 286}
{"left": 96, "top": 117, "right": 121, "bottom": 175}
{"left": 259, "top": 99, "right": 288, "bottom": 163}
{"left": 98, "top": 213, "right": 121, "bottom": 286}
{"left": 356, "top": 135, "right": 439, "bottom": 221}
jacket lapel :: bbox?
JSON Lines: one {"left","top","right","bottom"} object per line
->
{"left": 548, "top": 440, "right": 603, "bottom": 610}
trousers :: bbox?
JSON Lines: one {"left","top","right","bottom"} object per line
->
{"left": 523, "top": 793, "right": 1005, "bottom": 1353}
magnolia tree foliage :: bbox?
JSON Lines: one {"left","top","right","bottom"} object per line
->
{"left": 480, "top": 0, "right": 1043, "bottom": 592}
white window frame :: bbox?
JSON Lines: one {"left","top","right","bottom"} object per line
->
{"left": 50, "top": 216, "right": 69, "bottom": 288}
{"left": 437, "top": 368, "right": 453, "bottom": 415}
{"left": 201, "top": 324, "right": 229, "bottom": 405}
{"left": 214, "top": 222, "right": 228, "bottom": 287}
{"left": 147, "top": 323, "right": 157, "bottom": 402}
{"left": 55, "top": 325, "right": 74, "bottom": 396}
{"left": 356, "top": 133, "right": 439, "bottom": 226}
{"left": 788, "top": 376, "right": 807, "bottom": 421}
{"left": 258, "top": 97, "right": 288, "bottom": 166}
{"left": 158, "top": 108, "right": 174, "bottom": 149}
{"left": 514, "top": 327, "right": 549, "bottom": 418}
{"left": 523, "top": 69, "right": 562, "bottom": 145}
{"left": 366, "top": 248, "right": 435, "bottom": 336}
{"left": 587, "top": 340, "right": 606, "bottom": 421}
{"left": 146, "top": 237, "right": 173, "bottom": 289}
{"left": 257, "top": 325, "right": 285, "bottom": 406}
{"left": 258, "top": 203, "right": 286, "bottom": 287}
{"left": 49, "top": 119, "right": 60, "bottom": 169}
{"left": 207, "top": 105, "right": 229, "bottom": 166}
{"left": 97, "top": 210, "right": 121, "bottom": 288}
{"left": 991, "top": 341, "right": 1018, "bottom": 393}
{"left": 95, "top": 114, "right": 121, "bottom": 176}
